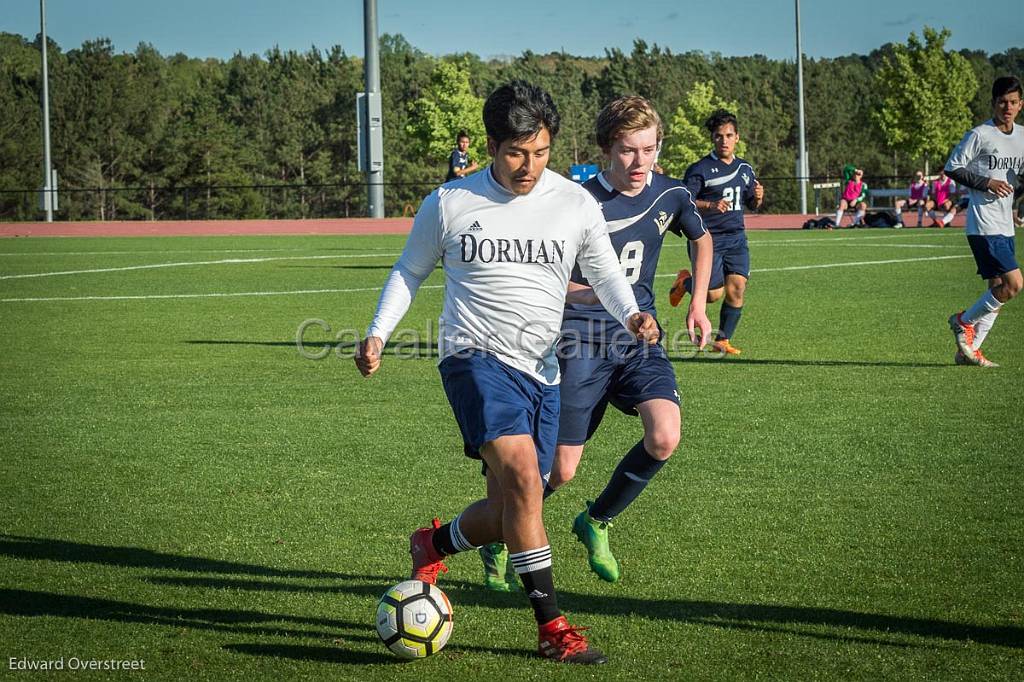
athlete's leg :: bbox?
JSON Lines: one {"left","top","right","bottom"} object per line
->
{"left": 853, "top": 200, "right": 867, "bottom": 226}
{"left": 942, "top": 200, "right": 957, "bottom": 227}
{"left": 724, "top": 273, "right": 747, "bottom": 308}
{"left": 993, "top": 268, "right": 1023, "bottom": 302}
{"left": 834, "top": 198, "right": 849, "bottom": 227}
{"left": 548, "top": 444, "right": 585, "bottom": 490}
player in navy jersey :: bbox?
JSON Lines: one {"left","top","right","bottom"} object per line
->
{"left": 445, "top": 130, "right": 479, "bottom": 182}
{"left": 478, "top": 96, "right": 713, "bottom": 585}
{"left": 670, "top": 110, "right": 764, "bottom": 355}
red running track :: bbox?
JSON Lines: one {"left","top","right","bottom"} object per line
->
{"left": 0, "top": 214, "right": 964, "bottom": 238}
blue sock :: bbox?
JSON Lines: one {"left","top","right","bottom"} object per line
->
{"left": 717, "top": 303, "right": 743, "bottom": 341}
{"left": 588, "top": 441, "right": 667, "bottom": 522}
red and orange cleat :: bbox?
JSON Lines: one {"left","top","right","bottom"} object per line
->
{"left": 409, "top": 517, "right": 448, "bottom": 584}
{"left": 948, "top": 312, "right": 976, "bottom": 358}
{"left": 711, "top": 339, "right": 742, "bottom": 355}
{"left": 955, "top": 349, "right": 999, "bottom": 368}
{"left": 538, "top": 616, "right": 607, "bottom": 665}
{"left": 668, "top": 269, "right": 691, "bottom": 308}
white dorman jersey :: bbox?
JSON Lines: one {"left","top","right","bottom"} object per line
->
{"left": 366, "top": 167, "right": 640, "bottom": 385}
{"left": 946, "top": 120, "right": 1024, "bottom": 237}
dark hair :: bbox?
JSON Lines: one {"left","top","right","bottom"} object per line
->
{"left": 483, "top": 80, "right": 560, "bottom": 145}
{"left": 456, "top": 130, "right": 470, "bottom": 141}
{"left": 992, "top": 76, "right": 1023, "bottom": 102}
{"left": 705, "top": 109, "right": 738, "bottom": 135}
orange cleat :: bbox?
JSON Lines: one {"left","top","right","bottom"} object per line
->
{"left": 409, "top": 517, "right": 448, "bottom": 584}
{"left": 711, "top": 339, "right": 742, "bottom": 355}
{"left": 947, "top": 312, "right": 975, "bottom": 358}
{"left": 668, "top": 269, "right": 691, "bottom": 307}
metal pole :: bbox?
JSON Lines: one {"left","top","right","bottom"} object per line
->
{"left": 363, "top": 0, "right": 384, "bottom": 218}
{"left": 795, "top": 0, "right": 808, "bottom": 214}
{"left": 40, "top": 0, "right": 54, "bottom": 222}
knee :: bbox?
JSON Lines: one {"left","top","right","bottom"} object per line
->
{"left": 644, "top": 427, "right": 680, "bottom": 461}
{"left": 548, "top": 459, "right": 577, "bottom": 490}
{"left": 726, "top": 286, "right": 745, "bottom": 306}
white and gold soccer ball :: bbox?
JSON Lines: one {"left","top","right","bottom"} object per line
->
{"left": 375, "top": 579, "right": 453, "bottom": 659}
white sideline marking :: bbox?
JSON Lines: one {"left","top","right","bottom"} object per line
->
{"left": 0, "top": 246, "right": 399, "bottom": 257}
{"left": 653, "top": 254, "right": 970, "bottom": 278}
{"left": 1, "top": 284, "right": 445, "bottom": 303}
{"left": 0, "top": 252, "right": 401, "bottom": 280}
{"left": 2, "top": 254, "right": 970, "bottom": 303}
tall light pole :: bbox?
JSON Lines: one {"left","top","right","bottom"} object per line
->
{"left": 39, "top": 0, "right": 54, "bottom": 222}
{"left": 795, "top": 0, "right": 808, "bottom": 214}
{"left": 363, "top": 0, "right": 384, "bottom": 218}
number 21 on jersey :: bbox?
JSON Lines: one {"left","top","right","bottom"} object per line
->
{"left": 722, "top": 186, "right": 743, "bottom": 211}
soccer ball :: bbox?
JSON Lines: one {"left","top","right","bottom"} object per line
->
{"left": 375, "top": 580, "right": 453, "bottom": 659}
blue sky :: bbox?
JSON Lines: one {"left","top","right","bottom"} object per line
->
{"left": 3, "top": 0, "right": 1021, "bottom": 61}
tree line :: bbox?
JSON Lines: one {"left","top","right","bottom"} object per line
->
{"left": 1, "top": 29, "right": 1021, "bottom": 220}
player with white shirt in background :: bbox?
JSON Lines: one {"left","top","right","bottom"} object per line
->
{"left": 946, "top": 75, "right": 1024, "bottom": 367}
{"left": 356, "top": 80, "right": 658, "bottom": 664}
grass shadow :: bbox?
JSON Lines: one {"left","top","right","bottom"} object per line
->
{"left": 0, "top": 534, "right": 371, "bottom": 580}
{"left": 668, "top": 355, "right": 951, "bottom": 368}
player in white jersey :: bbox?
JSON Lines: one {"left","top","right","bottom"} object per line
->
{"left": 946, "top": 76, "right": 1024, "bottom": 367}
{"left": 356, "top": 81, "right": 658, "bottom": 664}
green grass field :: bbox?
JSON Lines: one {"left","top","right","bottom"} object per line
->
{"left": 1, "top": 228, "right": 1021, "bottom": 680}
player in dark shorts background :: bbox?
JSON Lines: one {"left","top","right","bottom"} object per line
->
{"left": 671, "top": 109, "right": 764, "bottom": 356}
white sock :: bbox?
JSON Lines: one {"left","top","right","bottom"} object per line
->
{"left": 854, "top": 209, "right": 865, "bottom": 225}
{"left": 834, "top": 210, "right": 843, "bottom": 226}
{"left": 942, "top": 212, "right": 954, "bottom": 226}
{"left": 963, "top": 290, "right": 1002, "bottom": 324}
{"left": 448, "top": 512, "right": 479, "bottom": 552}
{"left": 973, "top": 311, "right": 999, "bottom": 349}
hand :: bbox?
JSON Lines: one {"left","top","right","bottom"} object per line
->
{"left": 713, "top": 198, "right": 730, "bottom": 213}
{"left": 626, "top": 312, "right": 659, "bottom": 345}
{"left": 753, "top": 180, "right": 764, "bottom": 203}
{"left": 687, "top": 306, "right": 712, "bottom": 350}
{"left": 355, "top": 336, "right": 384, "bottom": 377}
{"left": 987, "top": 178, "right": 1014, "bottom": 198}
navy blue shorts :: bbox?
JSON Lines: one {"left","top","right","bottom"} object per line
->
{"left": 967, "top": 234, "right": 1018, "bottom": 280}
{"left": 690, "top": 231, "right": 750, "bottom": 289}
{"left": 438, "top": 350, "right": 559, "bottom": 480}
{"left": 557, "top": 338, "right": 679, "bottom": 446}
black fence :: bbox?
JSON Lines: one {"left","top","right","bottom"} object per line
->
{"left": 0, "top": 175, "right": 927, "bottom": 222}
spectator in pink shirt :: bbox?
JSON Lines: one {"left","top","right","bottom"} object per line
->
{"left": 895, "top": 170, "right": 928, "bottom": 227}
{"left": 834, "top": 166, "right": 868, "bottom": 227}
{"left": 927, "top": 168, "right": 958, "bottom": 227}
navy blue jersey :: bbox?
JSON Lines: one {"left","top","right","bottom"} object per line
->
{"left": 683, "top": 153, "right": 758, "bottom": 235}
{"left": 446, "top": 149, "right": 470, "bottom": 181}
{"left": 563, "top": 171, "right": 706, "bottom": 340}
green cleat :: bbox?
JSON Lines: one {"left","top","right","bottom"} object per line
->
{"left": 479, "top": 542, "right": 515, "bottom": 592}
{"left": 572, "top": 504, "right": 621, "bottom": 583}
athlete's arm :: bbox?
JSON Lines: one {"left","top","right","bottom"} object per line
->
{"left": 946, "top": 129, "right": 1014, "bottom": 197}
{"left": 746, "top": 178, "right": 764, "bottom": 210}
{"left": 946, "top": 167, "right": 1013, "bottom": 196}
{"left": 358, "top": 192, "right": 444, "bottom": 376}
{"left": 565, "top": 280, "right": 599, "bottom": 305}
{"left": 686, "top": 232, "right": 713, "bottom": 348}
